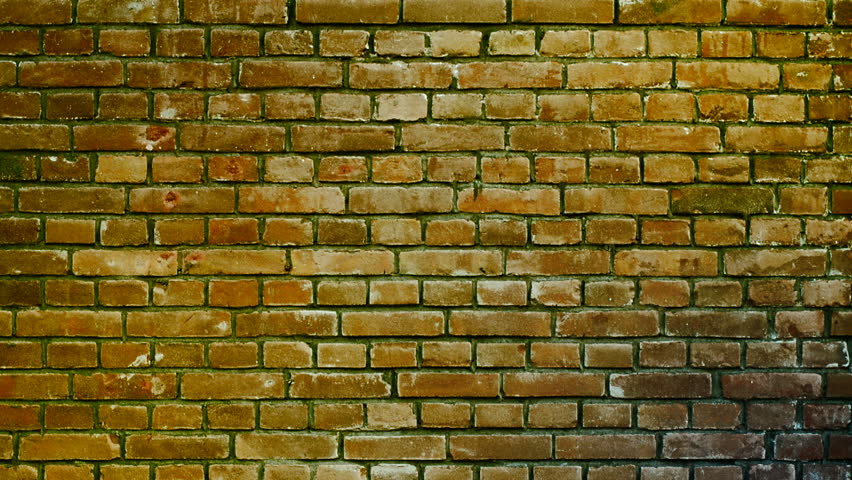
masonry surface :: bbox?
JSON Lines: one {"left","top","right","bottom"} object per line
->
{"left": 0, "top": 0, "right": 851, "bottom": 479}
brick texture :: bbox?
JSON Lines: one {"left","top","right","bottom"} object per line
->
{"left": 0, "top": 0, "right": 850, "bottom": 478}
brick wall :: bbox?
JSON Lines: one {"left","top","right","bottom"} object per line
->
{"left": 1, "top": 0, "right": 851, "bottom": 478}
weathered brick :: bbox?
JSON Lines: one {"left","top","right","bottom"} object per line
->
{"left": 450, "top": 435, "right": 551, "bottom": 460}
{"left": 726, "top": 126, "right": 828, "bottom": 153}
{"left": 722, "top": 373, "right": 822, "bottom": 399}
{"left": 185, "top": 0, "right": 286, "bottom": 23}
{"left": 290, "top": 373, "right": 391, "bottom": 398}
{"left": 126, "top": 435, "right": 228, "bottom": 459}
{"left": 611, "top": 373, "right": 712, "bottom": 398}
{"left": 667, "top": 311, "right": 768, "bottom": 338}
{"left": 403, "top": 125, "right": 504, "bottom": 151}
{"left": 350, "top": 62, "right": 451, "bottom": 89}
{"left": 510, "top": 125, "right": 611, "bottom": 152}
{"left": 458, "top": 187, "right": 560, "bottom": 215}
{"left": 74, "top": 373, "right": 176, "bottom": 400}
{"left": 236, "top": 433, "right": 337, "bottom": 459}
{"left": 350, "top": 186, "right": 453, "bottom": 213}
{"left": 727, "top": 0, "right": 826, "bottom": 25}
{"left": 182, "top": 249, "right": 288, "bottom": 275}
{"left": 20, "top": 61, "right": 122, "bottom": 87}
{"left": 0, "top": 125, "right": 69, "bottom": 151}
{"left": 506, "top": 250, "right": 609, "bottom": 275}
{"left": 74, "top": 125, "right": 175, "bottom": 152}
{"left": 565, "top": 187, "right": 668, "bottom": 215}
{"left": 19, "top": 434, "right": 119, "bottom": 461}
{"left": 0, "top": 250, "right": 67, "bottom": 275}
{"left": 725, "top": 249, "right": 827, "bottom": 276}
{"left": 345, "top": 436, "right": 446, "bottom": 460}
{"left": 619, "top": 0, "right": 722, "bottom": 23}
{"left": 513, "top": 0, "right": 613, "bottom": 23}
{"left": 128, "top": 61, "right": 231, "bottom": 89}
{"left": 182, "top": 373, "right": 284, "bottom": 399}
{"left": 677, "top": 61, "right": 778, "bottom": 89}
{"left": 457, "top": 62, "right": 562, "bottom": 88}
{"left": 78, "top": 0, "right": 178, "bottom": 23}
{"left": 400, "top": 250, "right": 502, "bottom": 276}
{"left": 72, "top": 250, "right": 176, "bottom": 276}
{"left": 403, "top": 0, "right": 506, "bottom": 22}
{"left": 296, "top": 0, "right": 398, "bottom": 23}
{"left": 617, "top": 126, "right": 720, "bottom": 152}
{"left": 241, "top": 61, "right": 341, "bottom": 88}
{"left": 672, "top": 187, "right": 774, "bottom": 215}
{"left": 292, "top": 125, "right": 395, "bottom": 152}
{"left": 557, "top": 311, "right": 659, "bottom": 337}
{"left": 131, "top": 187, "right": 234, "bottom": 213}
{"left": 556, "top": 435, "right": 656, "bottom": 459}
{"left": 343, "top": 312, "right": 443, "bottom": 336}
{"left": 237, "top": 311, "right": 336, "bottom": 337}
{"left": 0, "top": 374, "right": 68, "bottom": 399}
{"left": 504, "top": 373, "right": 605, "bottom": 397}
{"left": 663, "top": 433, "right": 764, "bottom": 459}
{"left": 291, "top": 249, "right": 393, "bottom": 275}
{"left": 567, "top": 62, "right": 671, "bottom": 88}
{"left": 127, "top": 311, "right": 230, "bottom": 337}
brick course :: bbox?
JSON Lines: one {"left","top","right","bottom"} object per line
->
{"left": 0, "top": 0, "right": 850, "bottom": 477}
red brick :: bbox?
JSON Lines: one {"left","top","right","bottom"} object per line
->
{"left": 610, "top": 373, "right": 711, "bottom": 398}
{"left": 725, "top": 249, "right": 827, "bottom": 276}
{"left": 241, "top": 61, "right": 342, "bottom": 87}
{"left": 565, "top": 187, "right": 668, "bottom": 215}
{"left": 351, "top": 62, "right": 452, "bottom": 89}
{"left": 567, "top": 62, "right": 671, "bottom": 88}
{"left": 667, "top": 311, "right": 768, "bottom": 338}
{"left": 663, "top": 433, "right": 764, "bottom": 459}
{"left": 0, "top": 125, "right": 69, "bottom": 151}
{"left": 615, "top": 249, "right": 717, "bottom": 276}
{"left": 343, "top": 311, "right": 443, "bottom": 336}
{"left": 450, "top": 435, "right": 551, "bottom": 460}
{"left": 182, "top": 373, "right": 284, "bottom": 400}
{"left": 504, "top": 373, "right": 605, "bottom": 397}
{"left": 556, "top": 435, "right": 656, "bottom": 459}
{"left": 126, "top": 435, "right": 228, "bottom": 459}
{"left": 403, "top": 0, "right": 507, "bottom": 22}
{"left": 128, "top": 61, "right": 231, "bottom": 89}
{"left": 506, "top": 250, "right": 609, "bottom": 275}
{"left": 513, "top": 0, "right": 612, "bottom": 22}
{"left": 77, "top": 0, "right": 178, "bottom": 22}
{"left": 727, "top": 0, "right": 826, "bottom": 25}
{"left": 617, "top": 126, "right": 720, "bottom": 152}
{"left": 449, "top": 311, "right": 549, "bottom": 336}
{"left": 457, "top": 62, "right": 562, "bottom": 88}
{"left": 292, "top": 125, "right": 395, "bottom": 152}
{"left": 619, "top": 0, "right": 721, "bottom": 23}
{"left": 180, "top": 125, "right": 285, "bottom": 152}
{"left": 74, "top": 125, "right": 176, "bottom": 152}
{"left": 722, "top": 373, "right": 822, "bottom": 399}
{"left": 185, "top": 0, "right": 286, "bottom": 23}
{"left": 344, "top": 436, "right": 446, "bottom": 460}
{"left": 398, "top": 373, "right": 497, "bottom": 397}
{"left": 236, "top": 311, "right": 337, "bottom": 337}
{"left": 677, "top": 61, "right": 779, "bottom": 89}
{"left": 297, "top": 0, "right": 399, "bottom": 23}
{"left": 0, "top": 250, "right": 67, "bottom": 275}
{"left": 403, "top": 125, "right": 503, "bottom": 151}
{"left": 557, "top": 311, "right": 659, "bottom": 337}
{"left": 20, "top": 61, "right": 122, "bottom": 87}
{"left": 236, "top": 433, "right": 337, "bottom": 459}
{"left": 290, "top": 373, "right": 390, "bottom": 398}
{"left": 19, "top": 434, "right": 119, "bottom": 461}
{"left": 510, "top": 125, "right": 610, "bottom": 152}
